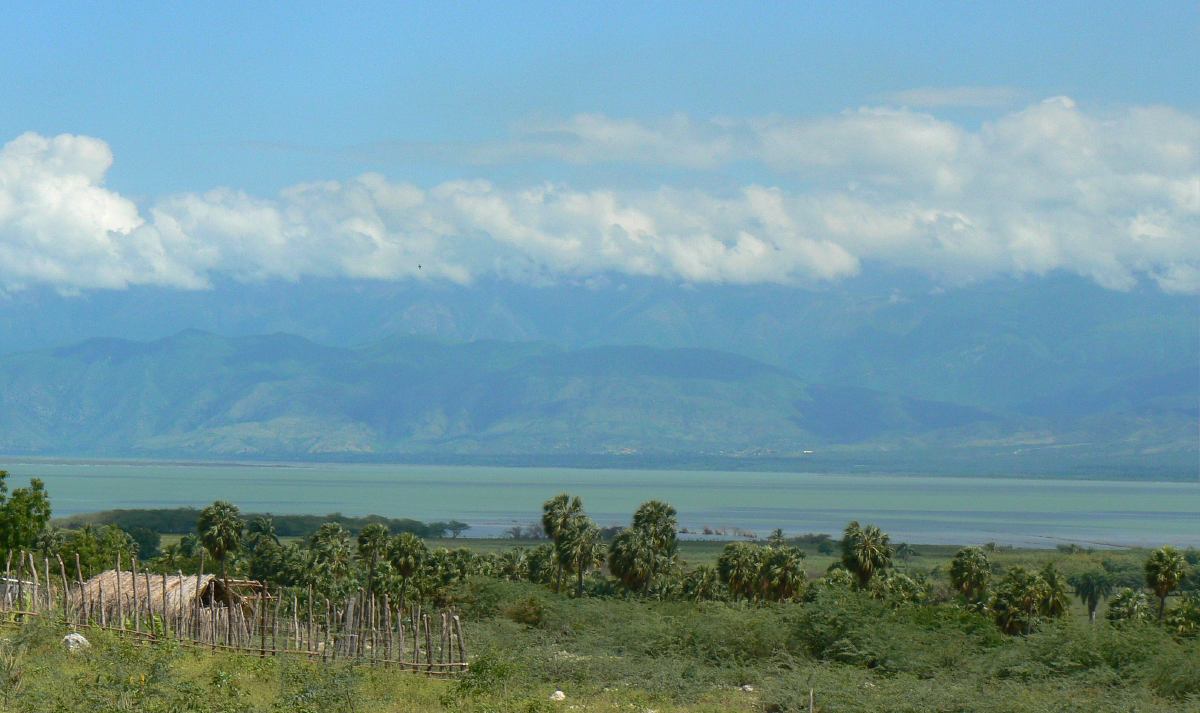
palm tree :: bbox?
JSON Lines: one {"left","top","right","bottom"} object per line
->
{"left": 717, "top": 542, "right": 763, "bottom": 602}
{"left": 683, "top": 565, "right": 721, "bottom": 601}
{"left": 247, "top": 516, "right": 278, "bottom": 544}
{"left": 542, "top": 494, "right": 583, "bottom": 592}
{"left": 498, "top": 548, "right": 529, "bottom": 582}
{"left": 357, "top": 523, "right": 390, "bottom": 597}
{"left": 196, "top": 501, "right": 245, "bottom": 610}
{"left": 309, "top": 523, "right": 357, "bottom": 600}
{"left": 608, "top": 528, "right": 655, "bottom": 593}
{"left": 558, "top": 516, "right": 602, "bottom": 597}
{"left": 388, "top": 532, "right": 427, "bottom": 613}
{"left": 1145, "top": 546, "right": 1188, "bottom": 622}
{"left": 841, "top": 521, "right": 893, "bottom": 589}
{"left": 760, "top": 546, "right": 807, "bottom": 602}
{"left": 1165, "top": 591, "right": 1200, "bottom": 638}
{"left": 949, "top": 547, "right": 991, "bottom": 604}
{"left": 990, "top": 566, "right": 1049, "bottom": 635}
{"left": 631, "top": 500, "right": 678, "bottom": 591}
{"left": 1068, "top": 570, "right": 1113, "bottom": 624}
{"left": 1038, "top": 563, "right": 1070, "bottom": 619}
{"left": 1106, "top": 587, "right": 1151, "bottom": 625}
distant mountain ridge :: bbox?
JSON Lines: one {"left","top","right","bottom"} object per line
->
{"left": 0, "top": 330, "right": 1193, "bottom": 478}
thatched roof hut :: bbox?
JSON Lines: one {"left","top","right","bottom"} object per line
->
{"left": 73, "top": 571, "right": 261, "bottom": 622}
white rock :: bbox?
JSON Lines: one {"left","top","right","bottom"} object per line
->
{"left": 550, "top": 689, "right": 566, "bottom": 701}
{"left": 740, "top": 684, "right": 755, "bottom": 692}
{"left": 62, "top": 632, "right": 90, "bottom": 652}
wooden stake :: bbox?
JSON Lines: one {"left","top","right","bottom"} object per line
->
{"left": 114, "top": 552, "right": 124, "bottom": 629}
{"left": 43, "top": 557, "right": 51, "bottom": 611}
{"left": 15, "top": 551, "right": 24, "bottom": 616}
{"left": 98, "top": 579, "right": 107, "bottom": 627}
{"left": 57, "top": 556, "right": 69, "bottom": 622}
{"left": 4, "top": 550, "right": 12, "bottom": 611}
{"left": 27, "top": 552, "right": 38, "bottom": 613}
{"left": 131, "top": 557, "right": 141, "bottom": 633}
{"left": 453, "top": 615, "right": 467, "bottom": 666}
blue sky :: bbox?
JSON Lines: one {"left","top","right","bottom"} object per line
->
{"left": 5, "top": 2, "right": 1196, "bottom": 193}
{"left": 0, "top": 2, "right": 1197, "bottom": 295}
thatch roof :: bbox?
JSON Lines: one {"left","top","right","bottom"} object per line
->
{"left": 73, "top": 571, "right": 253, "bottom": 620}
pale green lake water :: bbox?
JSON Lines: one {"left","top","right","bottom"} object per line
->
{"left": 4, "top": 459, "right": 1197, "bottom": 547}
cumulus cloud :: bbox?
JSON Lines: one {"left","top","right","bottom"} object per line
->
{"left": 1, "top": 97, "right": 1197, "bottom": 294}
{"left": 0, "top": 133, "right": 205, "bottom": 290}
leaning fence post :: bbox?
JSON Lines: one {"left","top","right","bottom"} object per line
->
{"left": 28, "top": 552, "right": 40, "bottom": 614}
{"left": 74, "top": 553, "right": 86, "bottom": 623}
{"left": 454, "top": 615, "right": 467, "bottom": 668}
{"left": 3, "top": 550, "right": 11, "bottom": 612}
{"left": 57, "top": 555, "right": 69, "bottom": 622}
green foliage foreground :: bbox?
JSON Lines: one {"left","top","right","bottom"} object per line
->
{"left": 0, "top": 577, "right": 1195, "bottom": 713}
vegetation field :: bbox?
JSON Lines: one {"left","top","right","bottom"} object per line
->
{"left": 1, "top": 468, "right": 1197, "bottom": 711}
{"left": 0, "top": 577, "right": 1197, "bottom": 713}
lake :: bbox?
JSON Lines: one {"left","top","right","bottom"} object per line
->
{"left": 3, "top": 458, "right": 1197, "bottom": 547}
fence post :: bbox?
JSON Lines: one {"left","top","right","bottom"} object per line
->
{"left": 114, "top": 553, "right": 124, "bottom": 630}
{"left": 131, "top": 557, "right": 141, "bottom": 633}
{"left": 43, "top": 557, "right": 51, "bottom": 611}
{"left": 28, "top": 552, "right": 39, "bottom": 614}
{"left": 57, "top": 556, "right": 69, "bottom": 623}
{"left": 454, "top": 614, "right": 467, "bottom": 668}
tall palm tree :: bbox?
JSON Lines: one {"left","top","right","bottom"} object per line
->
{"left": 949, "top": 547, "right": 991, "bottom": 604}
{"left": 557, "top": 516, "right": 602, "bottom": 597}
{"left": 357, "top": 523, "right": 390, "bottom": 597}
{"left": 388, "top": 532, "right": 427, "bottom": 613}
{"left": 1145, "top": 546, "right": 1188, "bottom": 622}
{"left": 542, "top": 494, "right": 584, "bottom": 592}
{"left": 1038, "top": 564, "right": 1070, "bottom": 619}
{"left": 841, "top": 521, "right": 893, "bottom": 589}
{"left": 309, "top": 523, "right": 357, "bottom": 600}
{"left": 196, "top": 501, "right": 245, "bottom": 610}
{"left": 631, "top": 500, "right": 678, "bottom": 591}
{"left": 608, "top": 528, "right": 655, "bottom": 593}
{"left": 1068, "top": 570, "right": 1113, "bottom": 624}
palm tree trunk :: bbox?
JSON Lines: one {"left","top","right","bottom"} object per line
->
{"left": 576, "top": 563, "right": 584, "bottom": 598}
{"left": 399, "top": 579, "right": 408, "bottom": 615}
{"left": 1088, "top": 606, "right": 1097, "bottom": 624}
{"left": 1158, "top": 595, "right": 1166, "bottom": 622}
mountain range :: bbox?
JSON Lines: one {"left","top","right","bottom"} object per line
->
{"left": 0, "top": 327, "right": 1193, "bottom": 479}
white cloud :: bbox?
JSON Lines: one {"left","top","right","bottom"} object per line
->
{"left": 1, "top": 97, "right": 1198, "bottom": 294}
{"left": 0, "top": 133, "right": 205, "bottom": 290}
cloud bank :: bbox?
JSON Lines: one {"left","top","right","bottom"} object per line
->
{"left": 1, "top": 98, "right": 1197, "bottom": 293}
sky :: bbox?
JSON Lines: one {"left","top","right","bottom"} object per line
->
{"left": 1, "top": 2, "right": 1198, "bottom": 296}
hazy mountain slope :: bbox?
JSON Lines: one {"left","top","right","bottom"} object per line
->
{"left": 0, "top": 274, "right": 1193, "bottom": 416}
{"left": 0, "top": 331, "right": 1192, "bottom": 477}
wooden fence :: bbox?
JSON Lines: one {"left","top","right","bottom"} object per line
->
{"left": 0, "top": 551, "right": 468, "bottom": 676}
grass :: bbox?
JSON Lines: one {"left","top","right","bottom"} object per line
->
{"left": 0, "top": 569, "right": 1196, "bottom": 713}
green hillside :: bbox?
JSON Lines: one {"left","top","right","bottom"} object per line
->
{"left": 0, "top": 331, "right": 1193, "bottom": 476}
